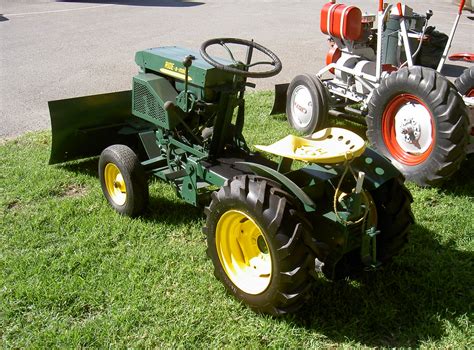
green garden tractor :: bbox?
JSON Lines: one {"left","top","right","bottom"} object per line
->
{"left": 49, "top": 38, "right": 414, "bottom": 316}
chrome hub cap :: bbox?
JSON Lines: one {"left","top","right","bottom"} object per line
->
{"left": 290, "top": 85, "right": 314, "bottom": 128}
{"left": 394, "top": 102, "right": 432, "bottom": 154}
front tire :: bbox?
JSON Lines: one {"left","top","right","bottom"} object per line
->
{"left": 367, "top": 66, "right": 469, "bottom": 186}
{"left": 286, "top": 74, "right": 329, "bottom": 134}
{"left": 99, "top": 144, "right": 148, "bottom": 217}
{"left": 204, "top": 175, "right": 314, "bottom": 316}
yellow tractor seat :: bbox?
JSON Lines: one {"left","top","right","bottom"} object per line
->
{"left": 255, "top": 127, "right": 366, "bottom": 164}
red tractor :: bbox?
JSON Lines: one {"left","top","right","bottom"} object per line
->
{"left": 273, "top": 1, "right": 473, "bottom": 186}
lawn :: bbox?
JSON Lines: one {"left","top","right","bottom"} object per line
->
{"left": 1, "top": 91, "right": 473, "bottom": 348}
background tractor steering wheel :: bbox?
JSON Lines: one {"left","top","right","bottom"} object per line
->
{"left": 200, "top": 38, "right": 282, "bottom": 78}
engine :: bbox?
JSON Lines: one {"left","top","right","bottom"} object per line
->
{"left": 321, "top": 3, "right": 378, "bottom": 94}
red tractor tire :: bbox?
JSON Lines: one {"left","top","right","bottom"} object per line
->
{"left": 367, "top": 66, "right": 469, "bottom": 186}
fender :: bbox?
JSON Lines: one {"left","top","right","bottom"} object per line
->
{"left": 350, "top": 147, "right": 403, "bottom": 190}
{"left": 237, "top": 161, "right": 317, "bottom": 212}
{"left": 239, "top": 146, "right": 402, "bottom": 212}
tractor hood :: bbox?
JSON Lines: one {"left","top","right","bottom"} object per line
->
{"left": 135, "top": 46, "right": 240, "bottom": 88}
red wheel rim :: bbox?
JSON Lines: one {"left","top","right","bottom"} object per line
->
{"left": 382, "top": 94, "right": 435, "bottom": 166}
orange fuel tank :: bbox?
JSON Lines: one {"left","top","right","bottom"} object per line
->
{"left": 320, "top": 2, "right": 362, "bottom": 41}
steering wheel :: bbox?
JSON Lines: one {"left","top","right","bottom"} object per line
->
{"left": 200, "top": 38, "right": 282, "bottom": 78}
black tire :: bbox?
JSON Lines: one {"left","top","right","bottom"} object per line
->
{"left": 367, "top": 66, "right": 469, "bottom": 186}
{"left": 203, "top": 175, "right": 314, "bottom": 316}
{"left": 454, "top": 66, "right": 474, "bottom": 97}
{"left": 330, "top": 177, "right": 414, "bottom": 279}
{"left": 370, "top": 177, "right": 414, "bottom": 261}
{"left": 99, "top": 144, "right": 148, "bottom": 217}
{"left": 286, "top": 74, "right": 329, "bottom": 134}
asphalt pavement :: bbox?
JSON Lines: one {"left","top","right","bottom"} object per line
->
{"left": 1, "top": 0, "right": 473, "bottom": 138}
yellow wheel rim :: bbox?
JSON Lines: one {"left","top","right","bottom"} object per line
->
{"left": 104, "top": 163, "right": 127, "bottom": 206}
{"left": 215, "top": 210, "right": 272, "bottom": 295}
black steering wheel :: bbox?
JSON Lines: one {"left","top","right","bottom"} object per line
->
{"left": 199, "top": 38, "right": 282, "bottom": 78}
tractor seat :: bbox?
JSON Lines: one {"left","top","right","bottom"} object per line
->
{"left": 255, "top": 127, "right": 366, "bottom": 164}
{"left": 320, "top": 2, "right": 362, "bottom": 41}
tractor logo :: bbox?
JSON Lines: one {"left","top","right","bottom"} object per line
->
{"left": 160, "top": 61, "right": 192, "bottom": 82}
{"left": 294, "top": 102, "right": 307, "bottom": 114}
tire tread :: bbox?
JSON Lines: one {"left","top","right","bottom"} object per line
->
{"left": 204, "top": 175, "right": 315, "bottom": 315}
{"left": 367, "top": 66, "right": 469, "bottom": 186}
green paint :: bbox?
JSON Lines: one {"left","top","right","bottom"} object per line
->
{"left": 135, "top": 47, "right": 243, "bottom": 100}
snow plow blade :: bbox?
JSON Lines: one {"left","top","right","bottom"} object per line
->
{"left": 269, "top": 83, "right": 289, "bottom": 115}
{"left": 48, "top": 90, "right": 139, "bottom": 164}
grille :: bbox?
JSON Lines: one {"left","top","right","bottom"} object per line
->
{"left": 133, "top": 81, "right": 166, "bottom": 124}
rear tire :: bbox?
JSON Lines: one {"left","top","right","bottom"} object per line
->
{"left": 204, "top": 175, "right": 314, "bottom": 316}
{"left": 331, "top": 177, "right": 414, "bottom": 279}
{"left": 371, "top": 177, "right": 415, "bottom": 261}
{"left": 286, "top": 74, "right": 329, "bottom": 134}
{"left": 454, "top": 66, "right": 474, "bottom": 97}
{"left": 367, "top": 66, "right": 469, "bottom": 186}
{"left": 99, "top": 144, "right": 148, "bottom": 217}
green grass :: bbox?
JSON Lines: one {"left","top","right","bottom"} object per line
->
{"left": 1, "top": 91, "right": 473, "bottom": 348}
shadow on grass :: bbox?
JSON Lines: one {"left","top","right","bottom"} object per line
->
{"left": 55, "top": 147, "right": 472, "bottom": 347}
{"left": 439, "top": 154, "right": 474, "bottom": 197}
{"left": 57, "top": 0, "right": 204, "bottom": 7}
{"left": 59, "top": 157, "right": 99, "bottom": 178}
{"left": 144, "top": 192, "right": 204, "bottom": 225}
{"left": 289, "top": 223, "right": 473, "bottom": 347}
{"left": 59, "top": 157, "right": 204, "bottom": 223}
